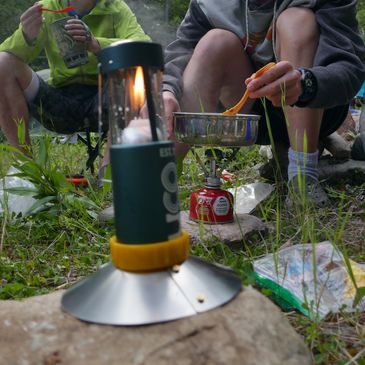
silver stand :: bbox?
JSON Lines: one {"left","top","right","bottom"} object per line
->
{"left": 61, "top": 256, "right": 241, "bottom": 326}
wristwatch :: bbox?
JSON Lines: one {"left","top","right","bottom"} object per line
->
{"left": 295, "top": 67, "right": 317, "bottom": 107}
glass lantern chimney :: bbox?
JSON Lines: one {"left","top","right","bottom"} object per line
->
{"left": 98, "top": 40, "right": 167, "bottom": 145}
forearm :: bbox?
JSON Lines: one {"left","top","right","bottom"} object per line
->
{"left": 308, "top": 0, "right": 365, "bottom": 108}
{"left": 0, "top": 26, "right": 44, "bottom": 63}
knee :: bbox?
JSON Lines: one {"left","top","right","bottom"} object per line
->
{"left": 0, "top": 52, "right": 19, "bottom": 76}
{"left": 192, "top": 29, "right": 243, "bottom": 63}
{"left": 276, "top": 8, "right": 319, "bottom": 51}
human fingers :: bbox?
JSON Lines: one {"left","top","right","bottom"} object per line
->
{"left": 256, "top": 72, "right": 302, "bottom": 106}
{"left": 163, "top": 91, "right": 180, "bottom": 138}
{"left": 20, "top": 2, "right": 43, "bottom": 21}
{"left": 20, "top": 3, "right": 43, "bottom": 42}
{"left": 247, "top": 61, "right": 301, "bottom": 103}
{"left": 266, "top": 83, "right": 302, "bottom": 107}
{"left": 64, "top": 19, "right": 92, "bottom": 43}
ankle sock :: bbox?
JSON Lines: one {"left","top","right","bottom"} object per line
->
{"left": 288, "top": 148, "right": 319, "bottom": 182}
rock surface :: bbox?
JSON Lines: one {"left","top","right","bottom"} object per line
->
{"left": 318, "top": 158, "right": 365, "bottom": 184}
{"left": 0, "top": 288, "right": 311, "bottom": 365}
{"left": 322, "top": 132, "right": 351, "bottom": 160}
{"left": 180, "top": 211, "right": 268, "bottom": 249}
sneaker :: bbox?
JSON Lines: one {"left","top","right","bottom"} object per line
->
{"left": 258, "top": 157, "right": 288, "bottom": 181}
{"left": 258, "top": 143, "right": 289, "bottom": 182}
{"left": 286, "top": 175, "right": 329, "bottom": 209}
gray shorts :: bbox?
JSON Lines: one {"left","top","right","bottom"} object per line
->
{"left": 29, "top": 76, "right": 108, "bottom": 134}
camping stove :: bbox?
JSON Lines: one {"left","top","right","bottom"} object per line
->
{"left": 190, "top": 155, "right": 233, "bottom": 224}
{"left": 174, "top": 111, "right": 261, "bottom": 225}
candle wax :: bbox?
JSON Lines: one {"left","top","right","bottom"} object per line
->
{"left": 122, "top": 118, "right": 161, "bottom": 144}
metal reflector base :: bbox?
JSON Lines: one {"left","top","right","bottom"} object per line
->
{"left": 61, "top": 256, "right": 242, "bottom": 326}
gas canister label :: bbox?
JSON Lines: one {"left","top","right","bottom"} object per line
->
{"left": 213, "top": 196, "right": 230, "bottom": 216}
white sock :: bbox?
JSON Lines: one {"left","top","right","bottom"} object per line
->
{"left": 24, "top": 70, "right": 40, "bottom": 103}
{"left": 288, "top": 148, "right": 319, "bottom": 181}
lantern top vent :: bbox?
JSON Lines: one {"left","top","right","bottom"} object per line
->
{"left": 98, "top": 41, "right": 164, "bottom": 74}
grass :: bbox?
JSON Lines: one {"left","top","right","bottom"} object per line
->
{"left": 0, "top": 135, "right": 112, "bottom": 298}
{"left": 0, "top": 133, "right": 365, "bottom": 364}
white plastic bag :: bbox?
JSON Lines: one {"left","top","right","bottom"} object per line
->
{"left": 228, "top": 182, "right": 274, "bottom": 214}
{"left": 0, "top": 167, "right": 36, "bottom": 217}
{"left": 253, "top": 241, "right": 365, "bottom": 318}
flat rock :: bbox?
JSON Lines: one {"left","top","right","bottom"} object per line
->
{"left": 322, "top": 132, "right": 351, "bottom": 160}
{"left": 180, "top": 211, "right": 267, "bottom": 249}
{"left": 337, "top": 111, "right": 358, "bottom": 137}
{"left": 319, "top": 158, "right": 365, "bottom": 184}
{"left": 0, "top": 288, "right": 311, "bottom": 365}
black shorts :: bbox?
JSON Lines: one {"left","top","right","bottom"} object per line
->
{"left": 252, "top": 99, "right": 348, "bottom": 146}
{"left": 29, "top": 76, "right": 108, "bottom": 134}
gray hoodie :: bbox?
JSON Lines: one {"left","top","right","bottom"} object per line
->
{"left": 163, "top": 0, "right": 365, "bottom": 109}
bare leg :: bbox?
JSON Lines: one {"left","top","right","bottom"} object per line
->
{"left": 0, "top": 52, "right": 34, "bottom": 148}
{"left": 276, "top": 7, "right": 322, "bottom": 153}
{"left": 175, "top": 29, "right": 254, "bottom": 158}
{"left": 181, "top": 29, "right": 254, "bottom": 113}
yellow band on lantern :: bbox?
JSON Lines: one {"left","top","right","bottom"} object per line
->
{"left": 110, "top": 230, "right": 190, "bottom": 272}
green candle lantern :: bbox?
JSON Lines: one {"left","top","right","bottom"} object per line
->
{"left": 61, "top": 41, "right": 241, "bottom": 326}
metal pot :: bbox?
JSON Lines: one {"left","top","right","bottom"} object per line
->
{"left": 173, "top": 112, "right": 260, "bottom": 147}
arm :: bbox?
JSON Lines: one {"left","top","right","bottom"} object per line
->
{"left": 94, "top": 3, "right": 150, "bottom": 50}
{"left": 163, "top": 0, "right": 213, "bottom": 101}
{"left": 309, "top": 0, "right": 365, "bottom": 108}
{"left": 0, "top": 3, "right": 45, "bottom": 63}
{"left": 66, "top": 3, "right": 150, "bottom": 54}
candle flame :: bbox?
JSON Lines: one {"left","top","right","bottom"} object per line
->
{"left": 133, "top": 66, "right": 145, "bottom": 110}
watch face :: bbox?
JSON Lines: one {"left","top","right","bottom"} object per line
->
{"left": 298, "top": 68, "right": 317, "bottom": 103}
{"left": 304, "top": 73, "right": 315, "bottom": 93}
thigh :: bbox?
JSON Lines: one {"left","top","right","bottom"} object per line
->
{"left": 181, "top": 29, "right": 254, "bottom": 113}
{"left": 0, "top": 52, "right": 33, "bottom": 91}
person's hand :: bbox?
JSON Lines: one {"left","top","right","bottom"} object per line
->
{"left": 64, "top": 18, "right": 100, "bottom": 54}
{"left": 163, "top": 91, "right": 180, "bottom": 139}
{"left": 246, "top": 61, "right": 302, "bottom": 107}
{"left": 20, "top": 2, "right": 43, "bottom": 45}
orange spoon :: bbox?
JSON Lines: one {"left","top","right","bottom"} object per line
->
{"left": 223, "top": 62, "right": 276, "bottom": 116}
{"left": 40, "top": 5, "right": 75, "bottom": 13}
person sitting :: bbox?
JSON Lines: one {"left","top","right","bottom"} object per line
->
{"left": 162, "top": 0, "right": 365, "bottom": 207}
{"left": 0, "top": 0, "right": 150, "bottom": 168}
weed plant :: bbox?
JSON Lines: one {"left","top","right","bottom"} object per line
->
{"left": 0, "top": 128, "right": 111, "bottom": 300}
{"left": 0, "top": 124, "right": 364, "bottom": 364}
{"left": 184, "top": 144, "right": 365, "bottom": 364}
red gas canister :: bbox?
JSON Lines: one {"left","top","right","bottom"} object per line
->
{"left": 189, "top": 177, "right": 234, "bottom": 224}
